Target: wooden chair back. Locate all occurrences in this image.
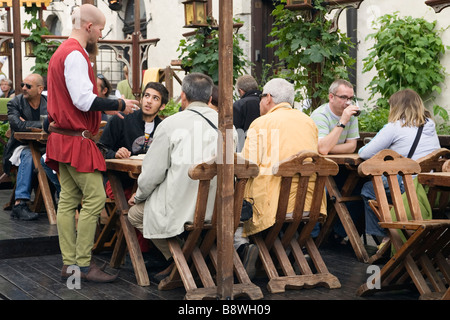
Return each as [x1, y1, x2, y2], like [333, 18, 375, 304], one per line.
[357, 149, 450, 299]
[250, 150, 341, 293]
[417, 148, 450, 218]
[158, 153, 263, 300]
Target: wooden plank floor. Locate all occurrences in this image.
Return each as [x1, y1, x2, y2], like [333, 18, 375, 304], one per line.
[0, 186, 424, 301]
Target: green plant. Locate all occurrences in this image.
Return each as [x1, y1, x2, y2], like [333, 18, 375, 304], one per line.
[177, 18, 250, 84]
[433, 105, 450, 135]
[24, 5, 60, 76]
[363, 12, 448, 111]
[159, 99, 180, 118]
[0, 122, 9, 157]
[267, 0, 355, 112]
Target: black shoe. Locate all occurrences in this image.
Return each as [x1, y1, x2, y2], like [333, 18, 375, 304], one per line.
[11, 201, 39, 221]
[237, 243, 259, 280]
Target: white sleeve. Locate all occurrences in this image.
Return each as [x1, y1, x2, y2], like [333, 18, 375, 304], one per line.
[358, 123, 394, 160]
[64, 51, 97, 112]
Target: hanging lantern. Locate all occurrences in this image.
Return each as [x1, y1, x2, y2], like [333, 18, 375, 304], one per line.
[107, 0, 122, 11]
[0, 41, 10, 55]
[182, 0, 208, 28]
[24, 40, 36, 57]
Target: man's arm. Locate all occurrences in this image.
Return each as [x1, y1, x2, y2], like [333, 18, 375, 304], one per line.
[7, 98, 40, 132]
[318, 130, 357, 155]
[64, 51, 138, 117]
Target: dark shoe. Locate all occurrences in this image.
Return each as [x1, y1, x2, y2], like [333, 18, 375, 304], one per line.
[149, 262, 173, 284]
[11, 201, 39, 221]
[238, 243, 259, 280]
[61, 262, 107, 280]
[83, 262, 119, 283]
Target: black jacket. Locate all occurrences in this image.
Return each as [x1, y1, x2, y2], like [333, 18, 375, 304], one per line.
[3, 94, 47, 175]
[233, 89, 261, 132]
[98, 109, 163, 159]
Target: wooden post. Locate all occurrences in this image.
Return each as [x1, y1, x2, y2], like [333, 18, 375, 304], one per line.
[132, 3, 141, 99]
[12, 0, 22, 94]
[217, 0, 234, 300]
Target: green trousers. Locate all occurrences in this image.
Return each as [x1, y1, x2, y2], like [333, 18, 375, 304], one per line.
[57, 162, 106, 268]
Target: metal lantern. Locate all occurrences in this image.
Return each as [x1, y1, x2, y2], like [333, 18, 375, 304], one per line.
[107, 0, 122, 11]
[24, 40, 36, 57]
[182, 0, 208, 28]
[285, 0, 313, 10]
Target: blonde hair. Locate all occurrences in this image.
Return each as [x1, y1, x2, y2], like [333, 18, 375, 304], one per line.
[388, 89, 430, 127]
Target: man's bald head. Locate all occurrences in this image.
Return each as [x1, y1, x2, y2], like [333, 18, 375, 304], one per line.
[71, 4, 105, 30]
[70, 4, 105, 54]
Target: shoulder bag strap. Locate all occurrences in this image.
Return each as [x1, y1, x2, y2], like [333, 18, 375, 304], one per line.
[407, 125, 424, 158]
[187, 109, 218, 130]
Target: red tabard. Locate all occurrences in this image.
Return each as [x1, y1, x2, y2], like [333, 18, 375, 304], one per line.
[45, 38, 105, 173]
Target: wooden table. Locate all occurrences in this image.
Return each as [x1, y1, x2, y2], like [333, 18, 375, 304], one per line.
[14, 131, 57, 225]
[316, 153, 370, 263]
[418, 172, 450, 188]
[97, 158, 150, 286]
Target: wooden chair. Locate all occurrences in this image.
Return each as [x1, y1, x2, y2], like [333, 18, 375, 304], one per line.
[417, 148, 450, 218]
[356, 149, 450, 300]
[250, 150, 341, 294]
[158, 153, 264, 300]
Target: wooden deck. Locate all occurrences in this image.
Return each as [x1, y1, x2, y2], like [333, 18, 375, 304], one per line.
[0, 185, 425, 301]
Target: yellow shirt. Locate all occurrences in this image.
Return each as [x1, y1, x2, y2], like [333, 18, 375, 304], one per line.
[242, 103, 327, 236]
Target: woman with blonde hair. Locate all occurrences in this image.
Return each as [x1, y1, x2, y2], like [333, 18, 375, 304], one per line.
[358, 88, 440, 244]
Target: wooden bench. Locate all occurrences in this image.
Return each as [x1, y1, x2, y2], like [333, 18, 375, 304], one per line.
[158, 153, 263, 300]
[356, 149, 450, 300]
[250, 150, 341, 293]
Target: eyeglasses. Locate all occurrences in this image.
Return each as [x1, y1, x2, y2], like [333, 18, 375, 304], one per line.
[332, 93, 356, 102]
[259, 93, 274, 101]
[21, 82, 32, 90]
[97, 74, 105, 79]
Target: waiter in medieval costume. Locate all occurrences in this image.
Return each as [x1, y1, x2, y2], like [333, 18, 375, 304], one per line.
[46, 4, 138, 282]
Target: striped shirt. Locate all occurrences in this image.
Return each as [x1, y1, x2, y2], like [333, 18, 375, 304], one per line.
[310, 103, 359, 144]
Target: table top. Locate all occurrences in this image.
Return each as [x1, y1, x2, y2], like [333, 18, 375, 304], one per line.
[325, 153, 363, 166]
[105, 158, 143, 177]
[418, 172, 450, 188]
[14, 130, 48, 143]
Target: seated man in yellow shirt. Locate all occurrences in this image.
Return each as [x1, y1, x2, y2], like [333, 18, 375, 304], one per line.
[241, 78, 326, 237]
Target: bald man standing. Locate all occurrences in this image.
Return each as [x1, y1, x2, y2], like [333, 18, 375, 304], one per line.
[46, 4, 138, 283]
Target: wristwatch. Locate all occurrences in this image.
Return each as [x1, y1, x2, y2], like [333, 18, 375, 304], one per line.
[336, 121, 346, 128]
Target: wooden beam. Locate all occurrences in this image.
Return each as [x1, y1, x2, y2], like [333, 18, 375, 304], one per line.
[216, 0, 234, 300]
[12, 0, 22, 93]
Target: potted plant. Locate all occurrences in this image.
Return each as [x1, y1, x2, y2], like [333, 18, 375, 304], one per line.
[23, 4, 60, 76]
[177, 17, 250, 85]
[267, 0, 355, 111]
[361, 12, 450, 144]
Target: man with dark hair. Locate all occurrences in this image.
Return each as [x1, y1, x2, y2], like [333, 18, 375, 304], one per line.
[99, 81, 168, 161]
[3, 73, 47, 221]
[233, 74, 261, 151]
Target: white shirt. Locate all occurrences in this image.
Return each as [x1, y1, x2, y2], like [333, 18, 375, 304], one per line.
[64, 50, 97, 112]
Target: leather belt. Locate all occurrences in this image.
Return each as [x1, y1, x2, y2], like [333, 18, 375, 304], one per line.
[48, 123, 94, 140]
